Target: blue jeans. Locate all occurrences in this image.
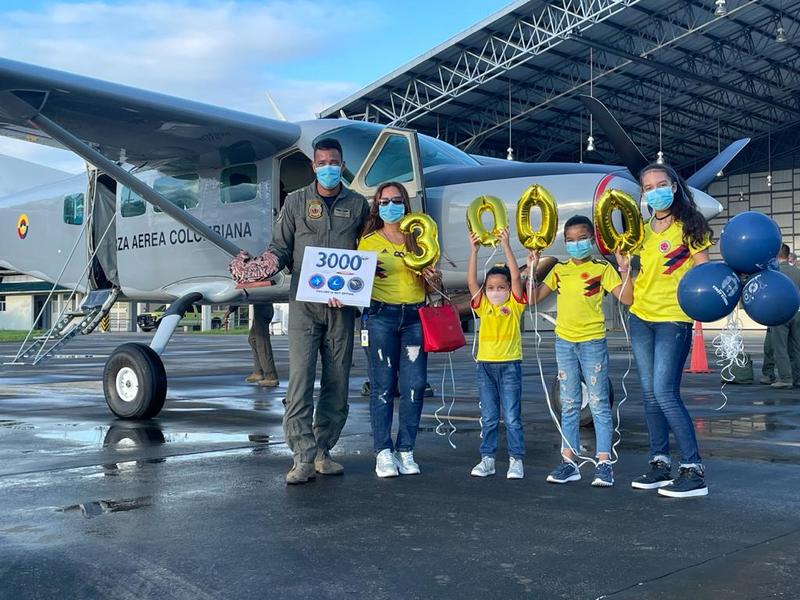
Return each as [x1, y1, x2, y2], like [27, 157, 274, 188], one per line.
[629, 314, 701, 465]
[477, 361, 524, 458]
[554, 337, 613, 456]
[366, 301, 428, 453]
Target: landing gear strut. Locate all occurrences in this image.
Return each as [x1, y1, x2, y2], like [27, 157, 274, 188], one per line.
[103, 292, 202, 419]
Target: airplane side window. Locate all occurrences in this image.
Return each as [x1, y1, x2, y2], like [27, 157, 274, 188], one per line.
[364, 135, 414, 187]
[120, 186, 146, 217]
[63, 193, 84, 225]
[220, 164, 257, 204]
[153, 174, 200, 212]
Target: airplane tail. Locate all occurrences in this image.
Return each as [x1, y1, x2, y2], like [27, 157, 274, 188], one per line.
[580, 95, 749, 189]
[0, 153, 73, 198]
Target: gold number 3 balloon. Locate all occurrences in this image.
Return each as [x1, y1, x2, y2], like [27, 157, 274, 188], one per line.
[399, 212, 440, 273]
[593, 189, 644, 254]
[466, 195, 508, 246]
[516, 184, 558, 251]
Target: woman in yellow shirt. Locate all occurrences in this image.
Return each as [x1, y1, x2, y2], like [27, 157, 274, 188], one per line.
[358, 182, 440, 478]
[626, 163, 712, 499]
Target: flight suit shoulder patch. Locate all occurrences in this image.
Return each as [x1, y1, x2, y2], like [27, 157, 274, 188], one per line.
[308, 199, 323, 219]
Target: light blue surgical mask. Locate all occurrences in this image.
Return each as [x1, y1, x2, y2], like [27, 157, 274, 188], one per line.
[378, 203, 406, 224]
[566, 238, 593, 260]
[644, 186, 674, 211]
[316, 165, 342, 190]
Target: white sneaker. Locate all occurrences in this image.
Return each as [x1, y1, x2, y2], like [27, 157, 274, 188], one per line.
[394, 451, 420, 475]
[507, 457, 524, 480]
[470, 456, 496, 477]
[375, 449, 399, 478]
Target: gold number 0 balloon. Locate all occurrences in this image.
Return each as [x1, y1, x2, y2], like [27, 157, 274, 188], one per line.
[399, 212, 440, 273]
[516, 184, 558, 251]
[593, 189, 644, 254]
[466, 195, 508, 247]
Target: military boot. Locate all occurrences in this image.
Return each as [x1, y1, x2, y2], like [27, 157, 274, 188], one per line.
[286, 460, 316, 485]
[314, 450, 344, 475]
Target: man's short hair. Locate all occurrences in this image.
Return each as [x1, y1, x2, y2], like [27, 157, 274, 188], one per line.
[313, 138, 343, 159]
[779, 243, 791, 259]
[564, 214, 595, 236]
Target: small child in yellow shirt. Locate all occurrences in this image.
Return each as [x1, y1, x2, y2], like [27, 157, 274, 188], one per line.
[467, 228, 527, 480]
[528, 215, 632, 487]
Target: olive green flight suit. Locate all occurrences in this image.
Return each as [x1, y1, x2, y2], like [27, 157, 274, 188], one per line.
[270, 182, 369, 463]
[249, 303, 278, 381]
[771, 263, 800, 385]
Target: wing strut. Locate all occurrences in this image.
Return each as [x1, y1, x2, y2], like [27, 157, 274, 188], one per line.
[0, 91, 242, 257]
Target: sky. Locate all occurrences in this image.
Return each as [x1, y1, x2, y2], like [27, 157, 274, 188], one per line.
[0, 0, 512, 172]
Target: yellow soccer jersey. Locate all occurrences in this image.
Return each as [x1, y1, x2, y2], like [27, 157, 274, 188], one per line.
[631, 220, 712, 323]
[542, 259, 621, 343]
[472, 293, 527, 362]
[358, 232, 425, 304]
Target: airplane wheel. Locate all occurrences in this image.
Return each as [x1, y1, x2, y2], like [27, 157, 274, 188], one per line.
[103, 343, 167, 419]
[548, 376, 615, 428]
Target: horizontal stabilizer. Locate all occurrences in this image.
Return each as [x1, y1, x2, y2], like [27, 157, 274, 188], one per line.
[686, 138, 750, 190]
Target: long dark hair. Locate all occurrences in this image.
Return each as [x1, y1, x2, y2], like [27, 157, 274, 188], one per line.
[639, 162, 713, 248]
[361, 181, 421, 254]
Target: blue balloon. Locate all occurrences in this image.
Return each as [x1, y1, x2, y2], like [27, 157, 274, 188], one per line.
[742, 270, 800, 326]
[719, 211, 781, 274]
[678, 262, 742, 322]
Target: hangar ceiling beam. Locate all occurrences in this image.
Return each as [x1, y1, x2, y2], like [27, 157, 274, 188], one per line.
[326, 0, 644, 127]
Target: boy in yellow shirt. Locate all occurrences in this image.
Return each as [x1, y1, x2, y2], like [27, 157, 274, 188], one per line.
[529, 215, 632, 487]
[467, 228, 527, 480]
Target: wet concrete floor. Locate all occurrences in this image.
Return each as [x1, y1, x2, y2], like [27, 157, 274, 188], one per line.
[0, 331, 798, 599]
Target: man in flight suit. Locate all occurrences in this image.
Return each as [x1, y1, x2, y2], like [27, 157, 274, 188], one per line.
[267, 138, 369, 484]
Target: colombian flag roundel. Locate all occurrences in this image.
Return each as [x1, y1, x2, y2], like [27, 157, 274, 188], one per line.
[17, 213, 29, 239]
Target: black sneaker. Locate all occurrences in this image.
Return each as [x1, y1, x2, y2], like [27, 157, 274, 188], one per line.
[631, 459, 673, 490]
[658, 466, 708, 498]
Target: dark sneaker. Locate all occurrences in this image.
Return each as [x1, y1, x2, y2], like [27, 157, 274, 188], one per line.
[631, 459, 673, 490]
[658, 466, 708, 498]
[546, 461, 581, 484]
[591, 461, 614, 487]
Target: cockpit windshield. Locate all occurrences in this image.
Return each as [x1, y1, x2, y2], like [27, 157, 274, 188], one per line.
[316, 122, 477, 182]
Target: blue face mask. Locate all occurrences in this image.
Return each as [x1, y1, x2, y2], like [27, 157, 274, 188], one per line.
[378, 203, 406, 224]
[566, 238, 593, 260]
[316, 165, 342, 190]
[644, 186, 674, 211]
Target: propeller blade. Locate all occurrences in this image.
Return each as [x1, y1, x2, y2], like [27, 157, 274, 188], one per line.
[580, 95, 649, 177]
[686, 138, 750, 190]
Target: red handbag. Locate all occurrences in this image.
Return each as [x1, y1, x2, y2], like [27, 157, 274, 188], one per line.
[418, 303, 466, 353]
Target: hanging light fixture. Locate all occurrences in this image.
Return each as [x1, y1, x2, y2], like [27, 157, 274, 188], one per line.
[716, 118, 724, 177]
[506, 79, 514, 160]
[656, 93, 665, 164]
[714, 0, 727, 17]
[767, 129, 772, 187]
[776, 18, 787, 43]
[586, 48, 595, 153]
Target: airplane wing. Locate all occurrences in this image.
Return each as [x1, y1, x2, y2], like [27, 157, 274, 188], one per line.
[0, 57, 300, 172]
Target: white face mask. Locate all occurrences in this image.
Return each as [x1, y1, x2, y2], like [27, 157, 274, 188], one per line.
[486, 290, 510, 306]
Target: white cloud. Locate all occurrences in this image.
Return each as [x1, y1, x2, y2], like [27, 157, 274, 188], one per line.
[0, 0, 376, 169]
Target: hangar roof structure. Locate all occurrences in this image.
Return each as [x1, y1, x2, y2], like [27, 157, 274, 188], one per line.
[321, 0, 800, 176]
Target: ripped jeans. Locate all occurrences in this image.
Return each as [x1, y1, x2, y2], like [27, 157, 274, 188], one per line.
[366, 301, 428, 453]
[554, 337, 613, 456]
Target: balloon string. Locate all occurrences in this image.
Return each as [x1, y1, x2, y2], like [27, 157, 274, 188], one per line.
[711, 310, 745, 411]
[610, 267, 632, 465]
[526, 272, 597, 469]
[434, 352, 458, 449]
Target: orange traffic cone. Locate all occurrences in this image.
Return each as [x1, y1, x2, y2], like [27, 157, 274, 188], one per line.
[685, 321, 712, 373]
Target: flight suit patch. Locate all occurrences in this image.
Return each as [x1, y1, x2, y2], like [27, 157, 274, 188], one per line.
[333, 207, 351, 218]
[308, 200, 323, 219]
